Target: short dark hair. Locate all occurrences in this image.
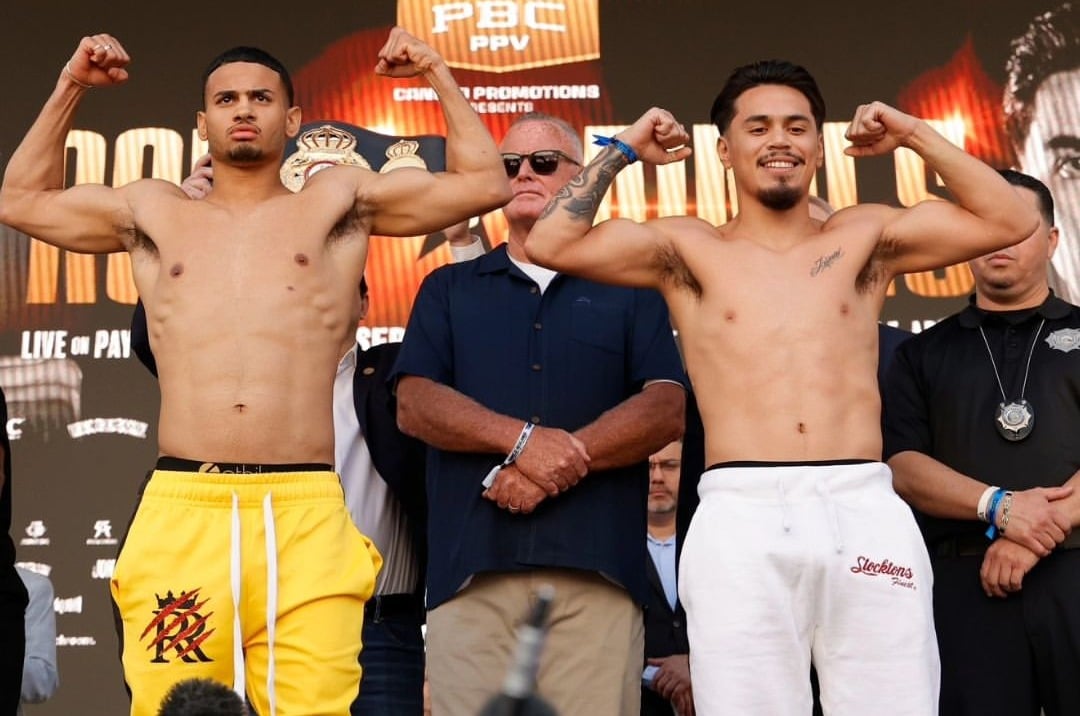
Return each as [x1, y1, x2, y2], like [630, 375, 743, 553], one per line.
[157, 678, 246, 716]
[999, 168, 1055, 226]
[1004, 3, 1080, 148]
[710, 60, 826, 135]
[202, 46, 294, 106]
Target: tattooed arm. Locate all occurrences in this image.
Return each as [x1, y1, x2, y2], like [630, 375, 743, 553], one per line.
[524, 108, 692, 288]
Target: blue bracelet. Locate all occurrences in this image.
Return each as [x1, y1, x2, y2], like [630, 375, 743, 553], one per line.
[984, 488, 1005, 540]
[593, 135, 638, 164]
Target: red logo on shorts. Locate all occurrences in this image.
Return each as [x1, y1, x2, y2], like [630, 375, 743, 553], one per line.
[850, 556, 917, 590]
[141, 588, 215, 663]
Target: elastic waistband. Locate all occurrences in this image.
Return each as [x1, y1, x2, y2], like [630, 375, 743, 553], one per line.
[145, 468, 342, 505]
[699, 460, 891, 500]
[705, 459, 875, 471]
[157, 456, 332, 474]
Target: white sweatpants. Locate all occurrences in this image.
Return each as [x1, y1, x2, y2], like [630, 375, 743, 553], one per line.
[679, 461, 939, 716]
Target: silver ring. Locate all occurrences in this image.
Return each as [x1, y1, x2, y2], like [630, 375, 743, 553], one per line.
[103, 44, 113, 50]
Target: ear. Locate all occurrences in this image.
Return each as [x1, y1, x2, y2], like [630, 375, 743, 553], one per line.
[358, 293, 370, 322]
[1046, 225, 1060, 260]
[196, 111, 208, 141]
[815, 131, 824, 168]
[716, 135, 731, 169]
[285, 106, 302, 139]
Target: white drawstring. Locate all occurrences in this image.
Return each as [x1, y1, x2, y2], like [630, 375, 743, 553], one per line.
[815, 480, 845, 553]
[778, 477, 793, 533]
[230, 492, 245, 701]
[263, 492, 278, 716]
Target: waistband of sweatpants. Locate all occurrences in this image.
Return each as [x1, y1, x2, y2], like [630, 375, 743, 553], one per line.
[699, 459, 889, 500]
[146, 461, 342, 505]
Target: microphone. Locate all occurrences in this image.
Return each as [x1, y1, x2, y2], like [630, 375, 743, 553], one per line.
[477, 584, 559, 716]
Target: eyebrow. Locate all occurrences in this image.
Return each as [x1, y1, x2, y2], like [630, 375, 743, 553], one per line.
[1046, 135, 1080, 151]
[743, 113, 812, 125]
[212, 88, 276, 101]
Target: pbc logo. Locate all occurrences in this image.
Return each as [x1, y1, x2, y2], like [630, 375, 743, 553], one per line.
[400, 0, 599, 72]
[141, 589, 215, 664]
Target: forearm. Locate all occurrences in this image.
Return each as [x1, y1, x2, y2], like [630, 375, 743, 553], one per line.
[0, 72, 89, 230]
[889, 450, 989, 520]
[396, 375, 525, 454]
[904, 121, 1038, 241]
[574, 383, 684, 472]
[1059, 469, 1080, 528]
[527, 145, 628, 269]
[426, 62, 501, 177]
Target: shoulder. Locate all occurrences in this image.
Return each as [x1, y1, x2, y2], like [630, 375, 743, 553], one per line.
[124, 178, 188, 201]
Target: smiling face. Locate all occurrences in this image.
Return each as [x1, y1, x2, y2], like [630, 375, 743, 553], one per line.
[196, 61, 300, 166]
[718, 84, 823, 212]
[969, 186, 1058, 307]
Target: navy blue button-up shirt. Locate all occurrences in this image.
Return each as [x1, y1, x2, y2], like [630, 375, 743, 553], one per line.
[392, 245, 686, 608]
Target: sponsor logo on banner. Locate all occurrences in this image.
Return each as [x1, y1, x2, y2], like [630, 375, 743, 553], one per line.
[20, 520, 50, 546]
[56, 635, 97, 647]
[54, 596, 84, 614]
[68, 417, 149, 439]
[399, 0, 599, 72]
[86, 520, 119, 546]
[15, 561, 52, 577]
[91, 559, 116, 580]
[143, 589, 215, 663]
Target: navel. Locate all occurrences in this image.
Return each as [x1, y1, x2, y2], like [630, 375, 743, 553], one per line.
[839, 303, 850, 315]
[797, 422, 807, 434]
[294, 253, 309, 266]
[724, 310, 737, 323]
[233, 403, 247, 414]
[169, 263, 184, 278]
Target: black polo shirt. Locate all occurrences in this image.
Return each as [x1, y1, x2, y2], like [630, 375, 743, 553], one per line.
[883, 293, 1080, 545]
[392, 245, 686, 609]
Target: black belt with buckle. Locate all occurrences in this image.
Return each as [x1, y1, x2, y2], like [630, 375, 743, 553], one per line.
[364, 593, 423, 620]
[933, 530, 1080, 558]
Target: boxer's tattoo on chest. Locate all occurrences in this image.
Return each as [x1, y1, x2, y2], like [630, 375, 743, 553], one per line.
[810, 247, 844, 277]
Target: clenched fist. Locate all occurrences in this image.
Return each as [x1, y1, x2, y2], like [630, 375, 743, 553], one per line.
[65, 34, 131, 88]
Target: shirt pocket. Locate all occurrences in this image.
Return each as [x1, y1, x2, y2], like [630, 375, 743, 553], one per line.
[570, 300, 626, 354]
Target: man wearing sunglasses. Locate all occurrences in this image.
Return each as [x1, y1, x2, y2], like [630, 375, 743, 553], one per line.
[526, 60, 1041, 714]
[393, 113, 686, 716]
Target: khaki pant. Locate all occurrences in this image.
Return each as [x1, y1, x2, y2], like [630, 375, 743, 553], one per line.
[427, 569, 643, 716]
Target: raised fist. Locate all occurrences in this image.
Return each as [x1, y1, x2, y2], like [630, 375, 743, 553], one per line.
[375, 27, 444, 78]
[843, 101, 920, 157]
[616, 107, 693, 166]
[66, 34, 131, 88]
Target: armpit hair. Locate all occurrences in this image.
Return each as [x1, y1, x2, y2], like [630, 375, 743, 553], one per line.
[856, 236, 900, 294]
[655, 243, 702, 298]
[329, 202, 362, 243]
[128, 225, 157, 256]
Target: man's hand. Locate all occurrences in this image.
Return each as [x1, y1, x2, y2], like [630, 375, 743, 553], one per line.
[180, 154, 214, 200]
[513, 426, 590, 495]
[616, 108, 692, 166]
[980, 538, 1041, 598]
[482, 465, 546, 514]
[649, 654, 693, 704]
[999, 486, 1073, 556]
[843, 102, 920, 157]
[375, 27, 444, 78]
[66, 34, 130, 88]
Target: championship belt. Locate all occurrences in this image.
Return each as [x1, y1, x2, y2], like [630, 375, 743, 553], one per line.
[280, 121, 447, 192]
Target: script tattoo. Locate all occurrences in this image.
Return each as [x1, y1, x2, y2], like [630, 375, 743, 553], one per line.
[810, 247, 844, 277]
[538, 147, 625, 222]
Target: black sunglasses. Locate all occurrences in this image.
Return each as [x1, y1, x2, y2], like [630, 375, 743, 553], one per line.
[501, 150, 581, 178]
